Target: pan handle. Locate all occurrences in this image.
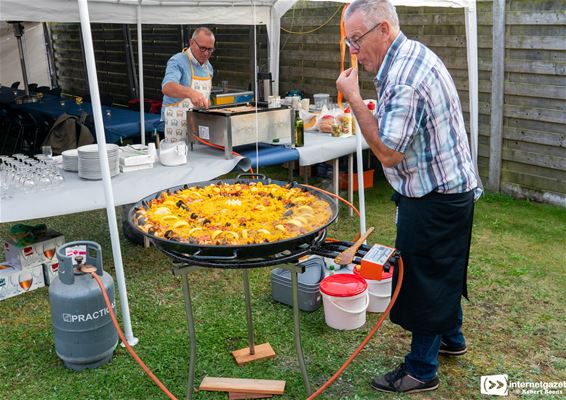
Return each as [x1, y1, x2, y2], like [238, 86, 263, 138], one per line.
[237, 173, 266, 181]
[191, 249, 238, 260]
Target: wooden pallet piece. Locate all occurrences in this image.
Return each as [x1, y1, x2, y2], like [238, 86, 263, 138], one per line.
[199, 376, 285, 395]
[231, 342, 276, 366]
[228, 391, 273, 399]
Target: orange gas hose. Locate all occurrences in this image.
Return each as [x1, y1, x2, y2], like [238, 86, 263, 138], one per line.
[302, 183, 360, 218]
[191, 133, 254, 174]
[90, 183, 398, 400]
[90, 272, 179, 400]
[306, 256, 404, 400]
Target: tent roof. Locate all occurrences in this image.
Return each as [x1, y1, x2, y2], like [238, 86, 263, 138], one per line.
[0, 0, 474, 24]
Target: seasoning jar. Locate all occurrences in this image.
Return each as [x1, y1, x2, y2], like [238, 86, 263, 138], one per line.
[331, 123, 341, 137]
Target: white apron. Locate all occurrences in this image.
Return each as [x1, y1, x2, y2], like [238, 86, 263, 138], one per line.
[164, 50, 211, 142]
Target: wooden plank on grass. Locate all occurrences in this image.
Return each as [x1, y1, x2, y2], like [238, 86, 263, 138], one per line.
[200, 377, 285, 395]
[228, 392, 273, 399]
[232, 343, 276, 366]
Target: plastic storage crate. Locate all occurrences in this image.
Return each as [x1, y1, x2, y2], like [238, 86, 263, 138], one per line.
[271, 257, 325, 312]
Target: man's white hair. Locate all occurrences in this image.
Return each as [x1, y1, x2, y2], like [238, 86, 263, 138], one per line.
[191, 27, 215, 41]
[345, 0, 400, 32]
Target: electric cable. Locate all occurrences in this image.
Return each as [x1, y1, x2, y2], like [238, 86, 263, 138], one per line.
[281, 4, 342, 35]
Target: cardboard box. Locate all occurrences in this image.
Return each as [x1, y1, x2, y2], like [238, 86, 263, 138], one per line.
[42, 259, 60, 286]
[339, 169, 374, 191]
[0, 262, 45, 301]
[3, 229, 65, 270]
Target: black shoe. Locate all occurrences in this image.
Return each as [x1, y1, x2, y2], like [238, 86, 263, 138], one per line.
[439, 341, 467, 356]
[370, 363, 439, 394]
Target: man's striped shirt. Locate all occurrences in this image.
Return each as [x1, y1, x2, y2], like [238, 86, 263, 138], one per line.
[374, 32, 478, 198]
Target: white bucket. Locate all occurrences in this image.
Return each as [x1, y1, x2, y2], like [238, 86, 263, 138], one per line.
[366, 277, 392, 313]
[321, 290, 369, 330]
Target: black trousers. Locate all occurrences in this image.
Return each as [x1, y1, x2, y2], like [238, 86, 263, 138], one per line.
[390, 190, 475, 335]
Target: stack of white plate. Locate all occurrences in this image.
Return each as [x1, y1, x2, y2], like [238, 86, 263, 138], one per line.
[77, 144, 120, 180]
[61, 149, 79, 172]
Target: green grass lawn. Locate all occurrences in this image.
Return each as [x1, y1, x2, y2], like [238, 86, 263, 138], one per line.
[1, 167, 565, 400]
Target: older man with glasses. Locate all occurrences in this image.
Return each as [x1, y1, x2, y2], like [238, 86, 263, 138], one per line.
[337, 0, 480, 395]
[160, 27, 215, 139]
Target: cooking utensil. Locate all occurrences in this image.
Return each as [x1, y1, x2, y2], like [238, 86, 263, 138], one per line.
[334, 227, 375, 265]
[128, 174, 339, 260]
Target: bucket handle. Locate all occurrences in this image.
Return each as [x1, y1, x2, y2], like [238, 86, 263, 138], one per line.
[327, 292, 369, 315]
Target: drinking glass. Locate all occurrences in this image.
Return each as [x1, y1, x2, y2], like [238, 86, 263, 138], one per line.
[42, 146, 53, 159]
[18, 270, 33, 292]
[43, 243, 56, 260]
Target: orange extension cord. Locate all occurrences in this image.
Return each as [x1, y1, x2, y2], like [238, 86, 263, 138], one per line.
[89, 185, 404, 400]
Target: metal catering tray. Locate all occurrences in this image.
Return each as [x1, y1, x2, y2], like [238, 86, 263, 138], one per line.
[188, 102, 292, 159]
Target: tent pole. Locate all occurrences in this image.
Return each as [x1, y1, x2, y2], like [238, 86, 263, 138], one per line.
[488, 0, 505, 191]
[137, 3, 146, 145]
[77, 0, 139, 346]
[270, 0, 299, 96]
[464, 0, 479, 172]
[353, 116, 367, 235]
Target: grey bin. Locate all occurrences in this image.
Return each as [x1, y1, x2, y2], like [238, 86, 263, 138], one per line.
[271, 257, 325, 312]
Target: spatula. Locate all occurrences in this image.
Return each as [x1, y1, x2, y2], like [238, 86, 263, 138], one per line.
[334, 227, 375, 266]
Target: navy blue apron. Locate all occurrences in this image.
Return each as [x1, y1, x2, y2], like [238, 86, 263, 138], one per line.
[390, 190, 474, 335]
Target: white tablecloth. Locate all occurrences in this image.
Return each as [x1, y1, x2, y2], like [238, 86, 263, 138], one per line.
[296, 132, 369, 166]
[0, 145, 250, 223]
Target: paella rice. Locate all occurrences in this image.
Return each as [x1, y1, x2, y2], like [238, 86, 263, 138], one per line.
[133, 182, 333, 245]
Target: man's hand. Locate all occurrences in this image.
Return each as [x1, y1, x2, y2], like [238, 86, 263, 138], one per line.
[336, 67, 363, 104]
[162, 82, 210, 109]
[191, 91, 210, 109]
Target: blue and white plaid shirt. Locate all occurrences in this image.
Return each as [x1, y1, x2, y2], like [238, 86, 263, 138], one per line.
[374, 32, 478, 198]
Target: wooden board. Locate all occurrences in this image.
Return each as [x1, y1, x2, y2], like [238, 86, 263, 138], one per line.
[228, 392, 273, 399]
[199, 377, 285, 395]
[232, 343, 276, 366]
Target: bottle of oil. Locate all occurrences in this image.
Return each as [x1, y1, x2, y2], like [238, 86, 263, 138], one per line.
[294, 109, 304, 147]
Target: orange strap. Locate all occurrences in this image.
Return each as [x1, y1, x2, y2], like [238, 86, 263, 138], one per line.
[337, 4, 358, 111]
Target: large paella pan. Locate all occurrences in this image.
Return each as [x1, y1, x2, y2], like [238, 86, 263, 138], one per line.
[128, 174, 339, 259]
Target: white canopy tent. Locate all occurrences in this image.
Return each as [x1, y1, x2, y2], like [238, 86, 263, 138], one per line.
[1, 0, 478, 346]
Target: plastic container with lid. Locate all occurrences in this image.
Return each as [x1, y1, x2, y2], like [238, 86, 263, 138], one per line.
[319, 274, 369, 330]
[353, 266, 394, 313]
[271, 257, 325, 312]
[313, 93, 330, 110]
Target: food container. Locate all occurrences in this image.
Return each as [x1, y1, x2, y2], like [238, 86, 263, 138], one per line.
[313, 93, 330, 110]
[353, 265, 393, 312]
[270, 257, 325, 312]
[159, 139, 188, 166]
[320, 274, 368, 330]
[331, 123, 341, 137]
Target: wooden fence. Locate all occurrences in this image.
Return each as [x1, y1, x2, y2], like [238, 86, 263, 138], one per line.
[48, 0, 565, 206]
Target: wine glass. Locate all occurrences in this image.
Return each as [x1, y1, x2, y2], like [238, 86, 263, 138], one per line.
[18, 270, 33, 292]
[43, 243, 56, 261]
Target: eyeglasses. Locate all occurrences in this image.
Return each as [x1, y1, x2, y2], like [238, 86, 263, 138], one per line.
[192, 39, 215, 54]
[345, 22, 383, 51]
